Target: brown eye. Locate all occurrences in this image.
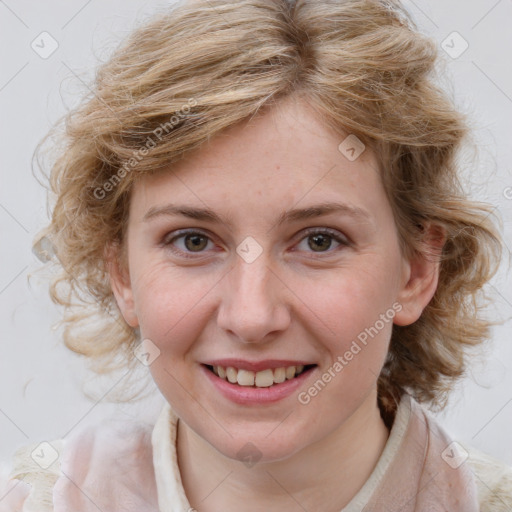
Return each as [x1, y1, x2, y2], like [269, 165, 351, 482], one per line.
[163, 230, 214, 257]
[295, 228, 350, 255]
[183, 233, 209, 252]
[308, 233, 334, 252]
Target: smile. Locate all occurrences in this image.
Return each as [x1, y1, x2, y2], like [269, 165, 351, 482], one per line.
[204, 363, 316, 387]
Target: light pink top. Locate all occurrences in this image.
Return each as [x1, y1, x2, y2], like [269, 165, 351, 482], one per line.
[1, 394, 512, 511]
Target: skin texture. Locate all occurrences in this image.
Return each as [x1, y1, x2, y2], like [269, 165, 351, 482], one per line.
[109, 95, 441, 512]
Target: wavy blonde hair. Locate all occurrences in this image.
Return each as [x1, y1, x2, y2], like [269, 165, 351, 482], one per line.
[34, 0, 502, 413]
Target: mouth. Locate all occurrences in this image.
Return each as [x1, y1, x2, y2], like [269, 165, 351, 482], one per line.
[203, 363, 317, 388]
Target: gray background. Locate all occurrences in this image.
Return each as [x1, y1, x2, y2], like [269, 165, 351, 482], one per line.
[0, 0, 511, 467]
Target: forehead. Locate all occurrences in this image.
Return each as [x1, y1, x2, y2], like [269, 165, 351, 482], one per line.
[129, 96, 388, 226]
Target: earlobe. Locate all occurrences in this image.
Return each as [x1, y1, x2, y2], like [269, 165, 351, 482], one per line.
[393, 224, 446, 327]
[106, 242, 139, 328]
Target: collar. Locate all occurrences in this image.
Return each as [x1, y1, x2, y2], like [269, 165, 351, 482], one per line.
[151, 394, 480, 511]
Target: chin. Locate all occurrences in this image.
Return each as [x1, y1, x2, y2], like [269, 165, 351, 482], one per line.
[202, 424, 314, 466]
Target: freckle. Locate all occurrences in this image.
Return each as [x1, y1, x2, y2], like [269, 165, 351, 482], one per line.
[276, 165, 280, 170]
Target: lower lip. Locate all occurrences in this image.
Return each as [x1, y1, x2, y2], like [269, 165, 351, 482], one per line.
[200, 364, 316, 405]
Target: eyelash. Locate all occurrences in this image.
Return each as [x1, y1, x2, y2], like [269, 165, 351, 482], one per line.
[161, 227, 350, 259]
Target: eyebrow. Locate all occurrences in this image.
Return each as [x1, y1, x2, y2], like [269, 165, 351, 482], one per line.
[142, 202, 372, 228]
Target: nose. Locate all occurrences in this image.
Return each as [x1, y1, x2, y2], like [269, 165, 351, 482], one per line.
[216, 252, 291, 344]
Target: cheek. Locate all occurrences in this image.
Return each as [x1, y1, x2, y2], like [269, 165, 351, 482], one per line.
[130, 264, 215, 398]
[292, 261, 398, 399]
[130, 261, 214, 348]
[295, 261, 399, 345]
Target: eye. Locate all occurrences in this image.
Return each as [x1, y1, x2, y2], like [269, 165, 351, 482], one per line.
[162, 230, 215, 258]
[161, 227, 350, 259]
[295, 228, 350, 255]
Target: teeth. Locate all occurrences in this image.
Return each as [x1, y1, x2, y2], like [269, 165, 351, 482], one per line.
[273, 367, 286, 383]
[211, 364, 310, 388]
[226, 366, 238, 384]
[237, 369, 255, 386]
[255, 369, 274, 387]
[285, 366, 296, 380]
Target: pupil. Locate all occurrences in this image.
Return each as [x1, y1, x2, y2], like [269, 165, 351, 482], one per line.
[185, 234, 207, 251]
[309, 234, 331, 252]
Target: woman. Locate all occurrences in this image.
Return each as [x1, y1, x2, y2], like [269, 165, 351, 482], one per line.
[2, 0, 511, 510]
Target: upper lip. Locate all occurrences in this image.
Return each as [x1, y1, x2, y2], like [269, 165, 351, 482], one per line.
[202, 359, 315, 372]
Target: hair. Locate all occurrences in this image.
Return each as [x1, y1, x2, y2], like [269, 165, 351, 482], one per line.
[33, 0, 502, 414]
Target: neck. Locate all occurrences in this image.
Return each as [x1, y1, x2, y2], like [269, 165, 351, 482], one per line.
[176, 389, 390, 512]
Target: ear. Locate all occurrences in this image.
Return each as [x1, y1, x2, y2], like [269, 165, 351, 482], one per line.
[105, 242, 139, 328]
[393, 223, 446, 327]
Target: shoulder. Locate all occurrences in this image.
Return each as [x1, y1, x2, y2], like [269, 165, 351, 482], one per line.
[463, 444, 512, 512]
[403, 396, 512, 511]
[0, 417, 158, 511]
[0, 438, 63, 512]
[0, 462, 29, 512]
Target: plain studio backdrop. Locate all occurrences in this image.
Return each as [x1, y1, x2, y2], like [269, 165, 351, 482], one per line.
[0, 0, 511, 468]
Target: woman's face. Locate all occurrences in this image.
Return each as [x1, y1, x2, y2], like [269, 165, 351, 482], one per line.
[111, 96, 429, 463]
